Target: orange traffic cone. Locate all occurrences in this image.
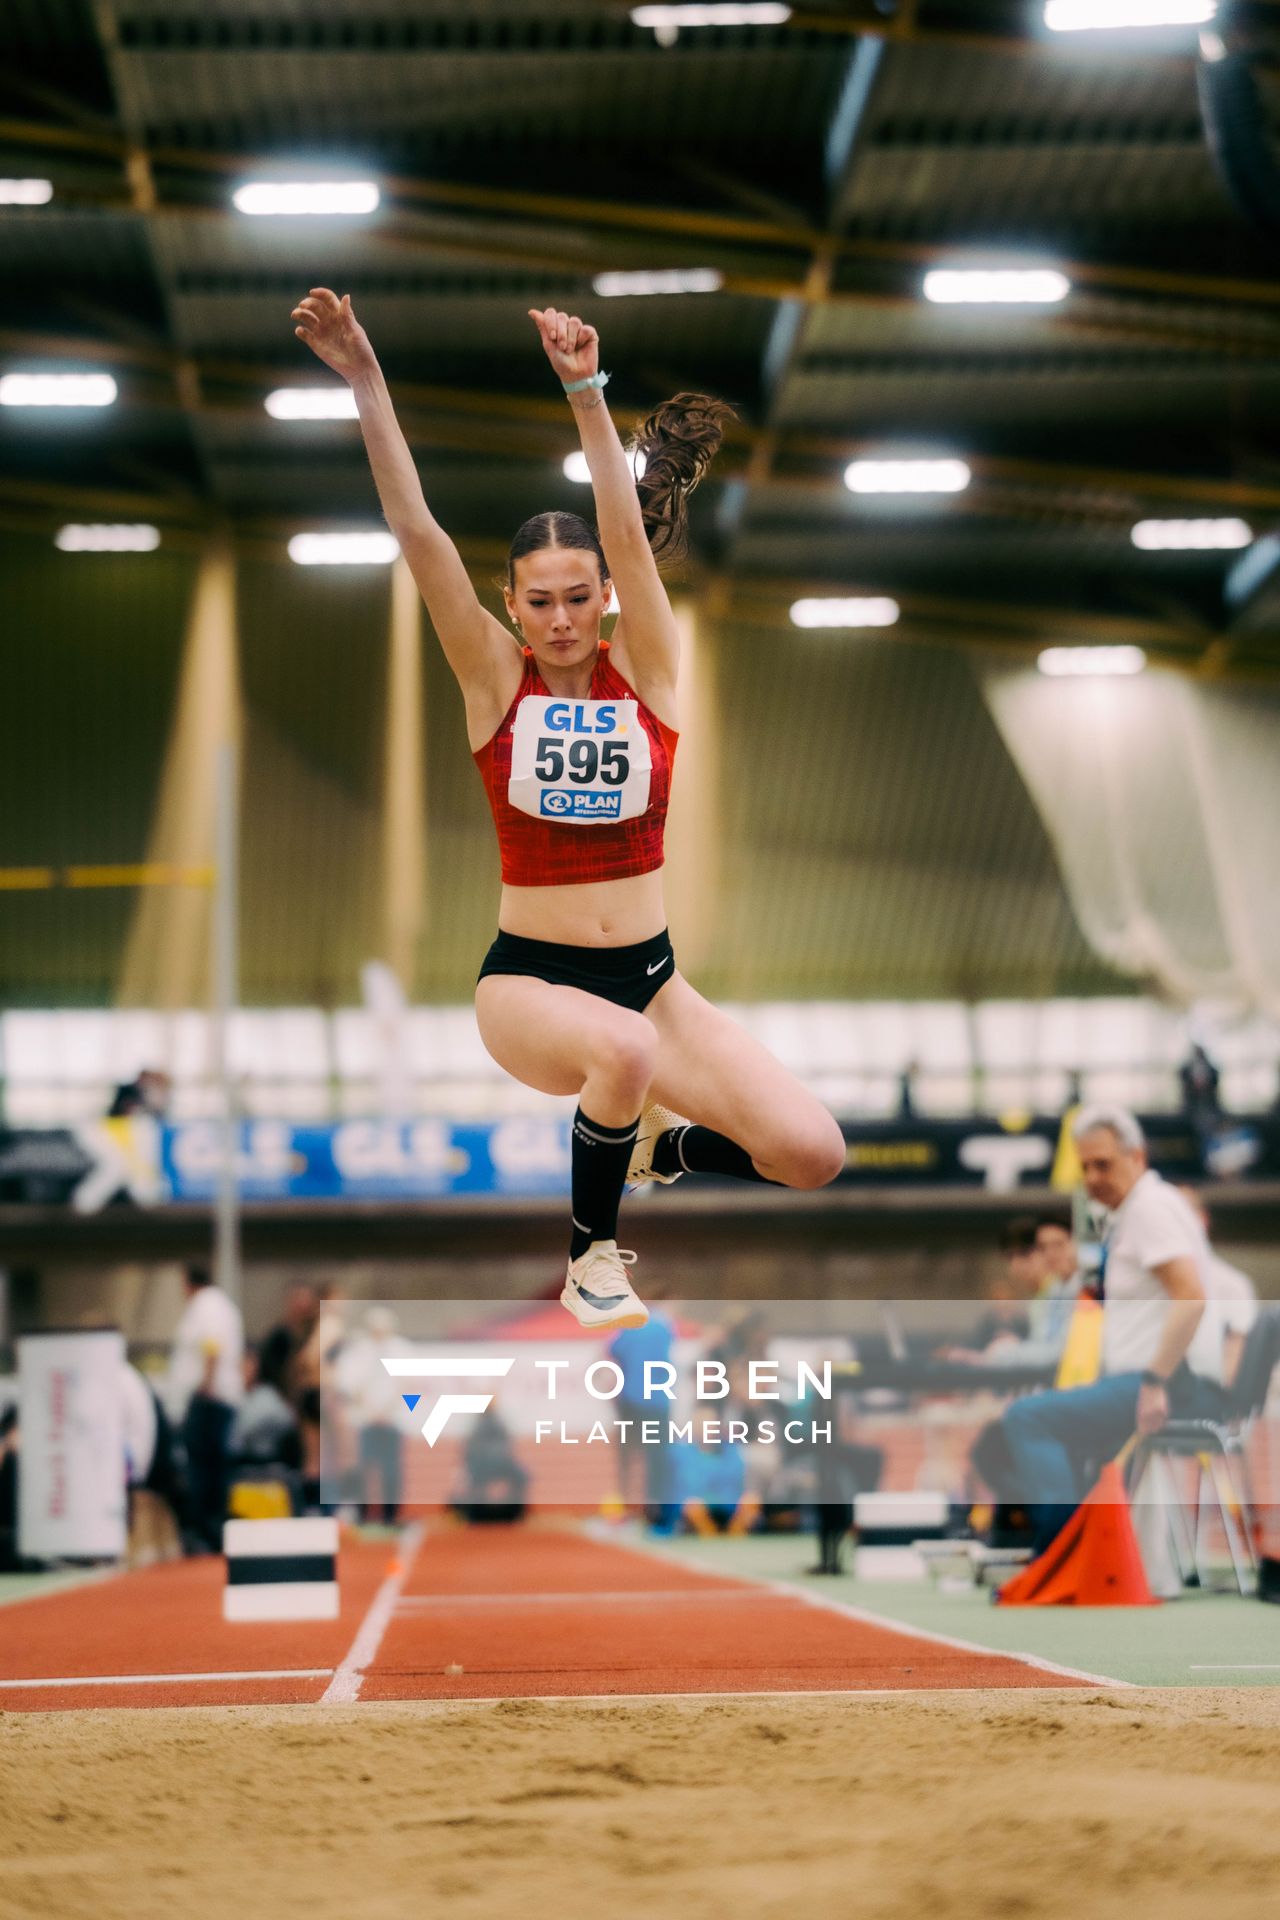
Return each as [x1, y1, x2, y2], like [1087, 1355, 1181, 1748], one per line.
[998, 1461, 1157, 1607]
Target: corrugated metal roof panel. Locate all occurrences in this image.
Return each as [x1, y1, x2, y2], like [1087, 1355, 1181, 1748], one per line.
[113, 45, 842, 169]
[844, 141, 1238, 247]
[776, 360, 1280, 435]
[868, 38, 1203, 141]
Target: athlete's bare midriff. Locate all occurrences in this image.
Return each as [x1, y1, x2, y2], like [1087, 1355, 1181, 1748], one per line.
[497, 865, 668, 946]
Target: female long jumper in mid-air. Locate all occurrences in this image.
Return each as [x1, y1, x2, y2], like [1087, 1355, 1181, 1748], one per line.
[292, 290, 847, 1329]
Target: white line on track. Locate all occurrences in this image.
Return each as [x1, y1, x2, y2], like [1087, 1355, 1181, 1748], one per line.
[603, 1526, 1133, 1690]
[324, 1685, 1114, 1712]
[394, 1587, 777, 1609]
[0, 1668, 333, 1691]
[767, 1581, 1133, 1689]
[1188, 1664, 1280, 1672]
[319, 1520, 425, 1706]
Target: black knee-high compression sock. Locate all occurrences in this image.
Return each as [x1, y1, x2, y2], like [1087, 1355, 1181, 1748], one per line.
[570, 1108, 640, 1261]
[650, 1125, 774, 1184]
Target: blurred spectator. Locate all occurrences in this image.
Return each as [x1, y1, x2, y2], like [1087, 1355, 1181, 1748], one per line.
[258, 1284, 319, 1409]
[939, 1221, 1035, 1364]
[294, 1283, 347, 1509]
[166, 1265, 244, 1552]
[896, 1060, 918, 1120]
[1179, 1042, 1222, 1159]
[608, 1293, 677, 1524]
[1177, 1187, 1258, 1391]
[336, 1307, 409, 1524]
[0, 1404, 19, 1571]
[122, 1360, 183, 1567]
[1032, 1212, 1087, 1347]
[809, 1397, 884, 1576]
[107, 1067, 172, 1119]
[231, 1343, 302, 1472]
[453, 1401, 529, 1523]
[1000, 1215, 1047, 1300]
[120, 1356, 158, 1490]
[670, 1413, 752, 1536]
[952, 1217, 1089, 1370]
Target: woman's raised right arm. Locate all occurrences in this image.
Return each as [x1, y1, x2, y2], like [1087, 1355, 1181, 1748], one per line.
[291, 288, 514, 694]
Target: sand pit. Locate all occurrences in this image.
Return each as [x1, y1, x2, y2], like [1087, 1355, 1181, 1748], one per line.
[2, 1689, 1280, 1919]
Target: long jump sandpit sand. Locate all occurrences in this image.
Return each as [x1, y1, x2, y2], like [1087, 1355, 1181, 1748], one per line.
[2, 1688, 1279, 1920]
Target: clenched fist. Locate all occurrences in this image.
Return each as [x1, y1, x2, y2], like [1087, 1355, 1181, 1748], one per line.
[291, 287, 377, 382]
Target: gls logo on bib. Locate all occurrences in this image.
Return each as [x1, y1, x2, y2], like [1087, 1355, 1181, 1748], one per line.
[509, 696, 652, 826]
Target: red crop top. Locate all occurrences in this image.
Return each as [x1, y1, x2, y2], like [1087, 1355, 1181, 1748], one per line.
[473, 641, 679, 888]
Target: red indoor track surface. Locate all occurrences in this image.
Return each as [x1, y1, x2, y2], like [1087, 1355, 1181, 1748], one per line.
[0, 1532, 391, 1711]
[0, 1522, 1089, 1712]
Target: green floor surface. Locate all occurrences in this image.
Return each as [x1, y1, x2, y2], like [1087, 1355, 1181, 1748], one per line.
[0, 1566, 118, 1609]
[642, 1531, 1280, 1689]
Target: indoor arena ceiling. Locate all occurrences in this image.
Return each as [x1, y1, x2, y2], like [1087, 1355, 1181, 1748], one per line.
[4, 0, 1280, 678]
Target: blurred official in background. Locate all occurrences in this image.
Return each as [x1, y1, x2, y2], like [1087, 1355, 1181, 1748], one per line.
[166, 1266, 244, 1552]
[1001, 1107, 1225, 1554]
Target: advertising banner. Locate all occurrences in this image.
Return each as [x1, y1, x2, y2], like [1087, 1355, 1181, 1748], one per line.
[17, 1329, 127, 1560]
[2, 1111, 1277, 1209]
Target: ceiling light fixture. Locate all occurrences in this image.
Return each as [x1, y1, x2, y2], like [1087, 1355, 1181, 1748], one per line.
[631, 3, 792, 43]
[55, 524, 160, 553]
[1131, 518, 1252, 550]
[1045, 1, 1216, 32]
[1037, 646, 1147, 676]
[844, 459, 972, 495]
[287, 532, 399, 566]
[265, 387, 359, 420]
[0, 372, 118, 407]
[0, 179, 53, 205]
[563, 450, 648, 483]
[233, 181, 380, 216]
[923, 269, 1071, 305]
[592, 268, 724, 297]
[790, 597, 901, 630]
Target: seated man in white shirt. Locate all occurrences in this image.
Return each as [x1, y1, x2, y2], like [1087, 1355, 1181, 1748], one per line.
[1001, 1105, 1226, 1556]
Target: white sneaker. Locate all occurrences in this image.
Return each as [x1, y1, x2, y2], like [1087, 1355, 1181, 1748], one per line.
[626, 1103, 687, 1188]
[561, 1240, 649, 1331]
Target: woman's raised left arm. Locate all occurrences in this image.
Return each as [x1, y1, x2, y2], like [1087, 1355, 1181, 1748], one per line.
[529, 306, 680, 692]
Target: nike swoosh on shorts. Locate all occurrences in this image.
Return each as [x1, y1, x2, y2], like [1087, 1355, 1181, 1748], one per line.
[646, 956, 670, 976]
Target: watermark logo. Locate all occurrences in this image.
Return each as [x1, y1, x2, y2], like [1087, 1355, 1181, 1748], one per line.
[381, 1356, 515, 1446]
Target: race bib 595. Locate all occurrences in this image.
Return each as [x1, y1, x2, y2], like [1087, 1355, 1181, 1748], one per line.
[508, 696, 652, 826]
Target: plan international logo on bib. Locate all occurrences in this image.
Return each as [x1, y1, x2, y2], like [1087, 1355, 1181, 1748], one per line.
[540, 789, 623, 820]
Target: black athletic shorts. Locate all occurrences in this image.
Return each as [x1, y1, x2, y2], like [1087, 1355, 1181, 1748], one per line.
[477, 927, 676, 1013]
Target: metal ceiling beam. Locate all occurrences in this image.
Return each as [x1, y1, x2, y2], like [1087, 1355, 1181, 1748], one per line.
[5, 326, 1280, 515]
[720, 33, 886, 555]
[8, 113, 1280, 316]
[697, 575, 1264, 681]
[716, 571, 1214, 646]
[1210, 528, 1280, 673]
[85, 0, 216, 498]
[826, 37, 887, 232]
[0, 470, 1214, 642]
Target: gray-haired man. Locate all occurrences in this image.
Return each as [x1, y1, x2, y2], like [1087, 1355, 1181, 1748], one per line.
[1000, 1105, 1225, 1555]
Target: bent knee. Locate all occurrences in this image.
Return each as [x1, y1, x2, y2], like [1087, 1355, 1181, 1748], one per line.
[585, 1013, 659, 1093]
[771, 1115, 847, 1190]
